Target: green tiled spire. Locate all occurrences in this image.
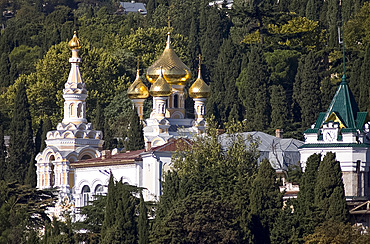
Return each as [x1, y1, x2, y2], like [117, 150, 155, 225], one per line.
[322, 75, 359, 128]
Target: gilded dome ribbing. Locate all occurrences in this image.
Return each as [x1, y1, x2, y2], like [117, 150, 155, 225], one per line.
[127, 69, 149, 99]
[146, 32, 191, 85]
[189, 62, 210, 99]
[68, 31, 81, 50]
[149, 68, 172, 97]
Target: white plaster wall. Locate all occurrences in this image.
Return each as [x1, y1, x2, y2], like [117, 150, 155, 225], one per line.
[72, 163, 141, 208]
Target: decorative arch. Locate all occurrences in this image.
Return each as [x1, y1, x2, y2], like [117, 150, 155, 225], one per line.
[88, 132, 96, 139]
[62, 131, 74, 139]
[77, 148, 98, 160]
[171, 111, 184, 119]
[75, 131, 84, 138]
[151, 137, 166, 147]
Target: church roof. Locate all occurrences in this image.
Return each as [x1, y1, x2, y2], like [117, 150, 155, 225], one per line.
[150, 138, 192, 152]
[314, 76, 363, 130]
[70, 149, 145, 168]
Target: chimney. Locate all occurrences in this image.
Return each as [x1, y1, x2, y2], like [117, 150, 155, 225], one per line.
[146, 141, 152, 151]
[275, 129, 283, 138]
[101, 150, 111, 160]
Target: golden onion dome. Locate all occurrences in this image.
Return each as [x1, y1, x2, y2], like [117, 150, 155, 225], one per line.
[127, 69, 149, 99]
[149, 67, 172, 97]
[146, 32, 191, 85]
[189, 57, 210, 99]
[68, 31, 81, 50]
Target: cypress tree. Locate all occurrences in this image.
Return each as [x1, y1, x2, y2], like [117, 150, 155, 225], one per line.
[40, 116, 52, 152]
[314, 152, 348, 223]
[0, 125, 5, 180]
[206, 38, 242, 125]
[103, 119, 116, 150]
[94, 101, 104, 131]
[270, 85, 288, 130]
[100, 173, 116, 243]
[200, 4, 230, 78]
[327, 0, 339, 48]
[138, 191, 149, 244]
[306, 0, 320, 21]
[6, 81, 34, 184]
[188, 16, 200, 74]
[296, 52, 321, 128]
[0, 53, 10, 87]
[120, 183, 137, 244]
[297, 153, 321, 236]
[250, 159, 282, 243]
[126, 108, 144, 151]
[348, 57, 362, 103]
[359, 44, 370, 113]
[25, 155, 37, 187]
[236, 45, 270, 131]
[35, 119, 43, 154]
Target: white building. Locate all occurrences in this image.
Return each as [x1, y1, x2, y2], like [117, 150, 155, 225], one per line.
[299, 75, 370, 226]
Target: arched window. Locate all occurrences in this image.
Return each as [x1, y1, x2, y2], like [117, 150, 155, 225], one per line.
[95, 184, 104, 196]
[82, 185, 91, 206]
[174, 94, 179, 108]
[77, 103, 82, 118]
[49, 156, 55, 187]
[81, 155, 92, 160]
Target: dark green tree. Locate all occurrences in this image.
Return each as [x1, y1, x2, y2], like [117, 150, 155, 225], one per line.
[138, 191, 149, 244]
[270, 85, 288, 130]
[314, 152, 348, 223]
[359, 44, 370, 113]
[306, 0, 321, 21]
[125, 108, 144, 151]
[294, 52, 321, 128]
[206, 38, 243, 126]
[25, 155, 37, 187]
[250, 159, 282, 244]
[40, 117, 52, 152]
[6, 80, 34, 184]
[326, 0, 339, 48]
[297, 153, 321, 237]
[93, 101, 105, 131]
[35, 119, 43, 154]
[236, 45, 270, 131]
[103, 119, 116, 150]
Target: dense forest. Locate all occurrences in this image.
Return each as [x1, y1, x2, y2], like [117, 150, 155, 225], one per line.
[1, 0, 370, 243]
[0, 0, 370, 141]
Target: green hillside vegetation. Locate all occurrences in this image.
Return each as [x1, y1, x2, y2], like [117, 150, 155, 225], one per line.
[0, 0, 370, 242]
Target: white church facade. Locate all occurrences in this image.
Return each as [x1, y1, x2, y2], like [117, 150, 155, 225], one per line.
[35, 31, 211, 216]
[35, 32, 370, 225]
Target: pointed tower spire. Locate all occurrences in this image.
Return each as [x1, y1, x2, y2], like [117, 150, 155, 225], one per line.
[62, 31, 88, 124]
[127, 60, 149, 120]
[189, 54, 210, 125]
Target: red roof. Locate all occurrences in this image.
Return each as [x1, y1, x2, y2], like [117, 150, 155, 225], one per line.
[150, 138, 192, 152]
[70, 149, 145, 168]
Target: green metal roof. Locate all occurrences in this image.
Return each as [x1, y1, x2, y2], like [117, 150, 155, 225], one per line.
[319, 76, 359, 129]
[299, 143, 370, 149]
[356, 112, 368, 130]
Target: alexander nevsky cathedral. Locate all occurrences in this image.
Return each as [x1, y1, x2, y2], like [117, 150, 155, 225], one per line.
[35, 32, 370, 226]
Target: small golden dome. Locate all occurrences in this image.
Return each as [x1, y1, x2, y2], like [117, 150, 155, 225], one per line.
[149, 68, 172, 97]
[127, 69, 149, 99]
[189, 57, 210, 99]
[68, 31, 81, 50]
[146, 32, 191, 85]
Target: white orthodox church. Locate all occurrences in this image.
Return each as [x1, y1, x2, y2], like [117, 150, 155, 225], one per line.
[35, 32, 370, 225]
[35, 31, 211, 216]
